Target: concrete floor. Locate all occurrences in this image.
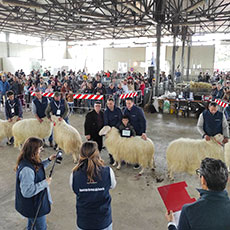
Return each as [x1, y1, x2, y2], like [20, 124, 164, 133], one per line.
[0, 110, 218, 230]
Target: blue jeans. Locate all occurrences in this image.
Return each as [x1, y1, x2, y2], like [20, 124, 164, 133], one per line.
[27, 215, 47, 230]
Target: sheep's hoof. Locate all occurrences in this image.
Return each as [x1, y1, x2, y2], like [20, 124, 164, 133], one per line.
[73, 160, 77, 164]
[116, 166, 121, 170]
[151, 168, 155, 172]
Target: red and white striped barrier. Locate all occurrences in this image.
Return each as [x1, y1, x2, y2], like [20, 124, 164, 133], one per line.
[30, 91, 103, 100]
[120, 92, 138, 99]
[73, 94, 103, 100]
[215, 99, 229, 108]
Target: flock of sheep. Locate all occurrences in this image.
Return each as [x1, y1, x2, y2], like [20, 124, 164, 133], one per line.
[1, 115, 230, 179]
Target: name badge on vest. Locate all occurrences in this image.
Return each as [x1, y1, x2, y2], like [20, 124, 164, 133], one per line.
[122, 130, 131, 137]
[56, 109, 61, 115]
[11, 108, 15, 114]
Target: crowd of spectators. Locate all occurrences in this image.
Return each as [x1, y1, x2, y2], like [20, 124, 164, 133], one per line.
[0, 69, 152, 110]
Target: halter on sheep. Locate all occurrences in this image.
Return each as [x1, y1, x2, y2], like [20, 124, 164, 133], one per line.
[99, 126, 155, 175]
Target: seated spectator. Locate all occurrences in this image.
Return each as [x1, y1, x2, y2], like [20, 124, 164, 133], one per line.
[210, 83, 218, 100]
[94, 83, 106, 95]
[216, 82, 224, 99]
[45, 84, 54, 93]
[61, 82, 70, 96]
[165, 157, 230, 230]
[222, 87, 230, 101]
[122, 79, 129, 94]
[106, 83, 117, 96]
[118, 115, 136, 138]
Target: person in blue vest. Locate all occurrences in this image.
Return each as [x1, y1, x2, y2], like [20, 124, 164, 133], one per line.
[104, 98, 122, 164]
[5, 90, 23, 122]
[124, 97, 147, 169]
[165, 157, 230, 230]
[70, 141, 116, 230]
[197, 101, 229, 144]
[15, 137, 56, 230]
[45, 91, 69, 148]
[45, 91, 69, 123]
[32, 89, 53, 147]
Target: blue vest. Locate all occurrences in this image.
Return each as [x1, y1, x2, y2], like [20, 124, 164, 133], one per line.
[50, 99, 65, 117]
[5, 98, 20, 118]
[15, 160, 51, 218]
[72, 166, 112, 230]
[33, 97, 48, 118]
[203, 110, 223, 136]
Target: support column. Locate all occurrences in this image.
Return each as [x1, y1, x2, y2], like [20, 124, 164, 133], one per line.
[171, 33, 176, 83]
[65, 41, 69, 59]
[5, 32, 10, 58]
[41, 38, 44, 59]
[181, 39, 185, 80]
[155, 23, 161, 96]
[186, 37, 191, 81]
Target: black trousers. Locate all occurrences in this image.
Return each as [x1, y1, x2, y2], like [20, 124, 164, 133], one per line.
[91, 135, 103, 151]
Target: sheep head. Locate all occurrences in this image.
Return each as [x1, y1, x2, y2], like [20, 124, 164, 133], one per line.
[99, 126, 111, 136]
[213, 134, 224, 144]
[51, 115, 63, 126]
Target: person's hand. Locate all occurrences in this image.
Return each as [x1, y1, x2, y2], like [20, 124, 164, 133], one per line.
[8, 118, 12, 122]
[86, 135, 91, 140]
[205, 135, 211, 141]
[49, 154, 57, 161]
[16, 117, 21, 121]
[165, 210, 174, 222]
[223, 137, 228, 144]
[58, 117, 63, 121]
[38, 118, 43, 123]
[141, 133, 147, 140]
[49, 118, 52, 122]
[46, 177, 52, 185]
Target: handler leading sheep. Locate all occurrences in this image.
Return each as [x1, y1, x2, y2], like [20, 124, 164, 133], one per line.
[197, 101, 229, 144]
[32, 89, 52, 147]
[124, 97, 147, 170]
[4, 90, 23, 145]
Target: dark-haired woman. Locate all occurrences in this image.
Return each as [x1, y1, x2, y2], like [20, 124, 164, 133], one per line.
[15, 137, 56, 230]
[70, 141, 116, 230]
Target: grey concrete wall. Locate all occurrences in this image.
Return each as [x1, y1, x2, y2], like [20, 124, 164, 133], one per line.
[103, 47, 146, 73]
[165, 45, 215, 79]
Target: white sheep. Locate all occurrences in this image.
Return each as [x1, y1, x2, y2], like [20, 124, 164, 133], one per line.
[0, 117, 18, 145]
[99, 126, 155, 175]
[224, 142, 230, 171]
[12, 117, 53, 148]
[52, 115, 82, 163]
[166, 134, 227, 180]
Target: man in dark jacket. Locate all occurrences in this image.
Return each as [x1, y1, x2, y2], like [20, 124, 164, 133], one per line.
[84, 101, 104, 151]
[197, 101, 229, 144]
[104, 98, 122, 164]
[124, 97, 147, 140]
[124, 97, 147, 169]
[165, 157, 230, 230]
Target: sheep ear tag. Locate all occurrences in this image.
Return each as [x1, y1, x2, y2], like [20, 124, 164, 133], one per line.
[53, 122, 56, 126]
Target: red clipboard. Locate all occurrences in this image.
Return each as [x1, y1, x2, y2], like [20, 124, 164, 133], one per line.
[157, 181, 196, 212]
